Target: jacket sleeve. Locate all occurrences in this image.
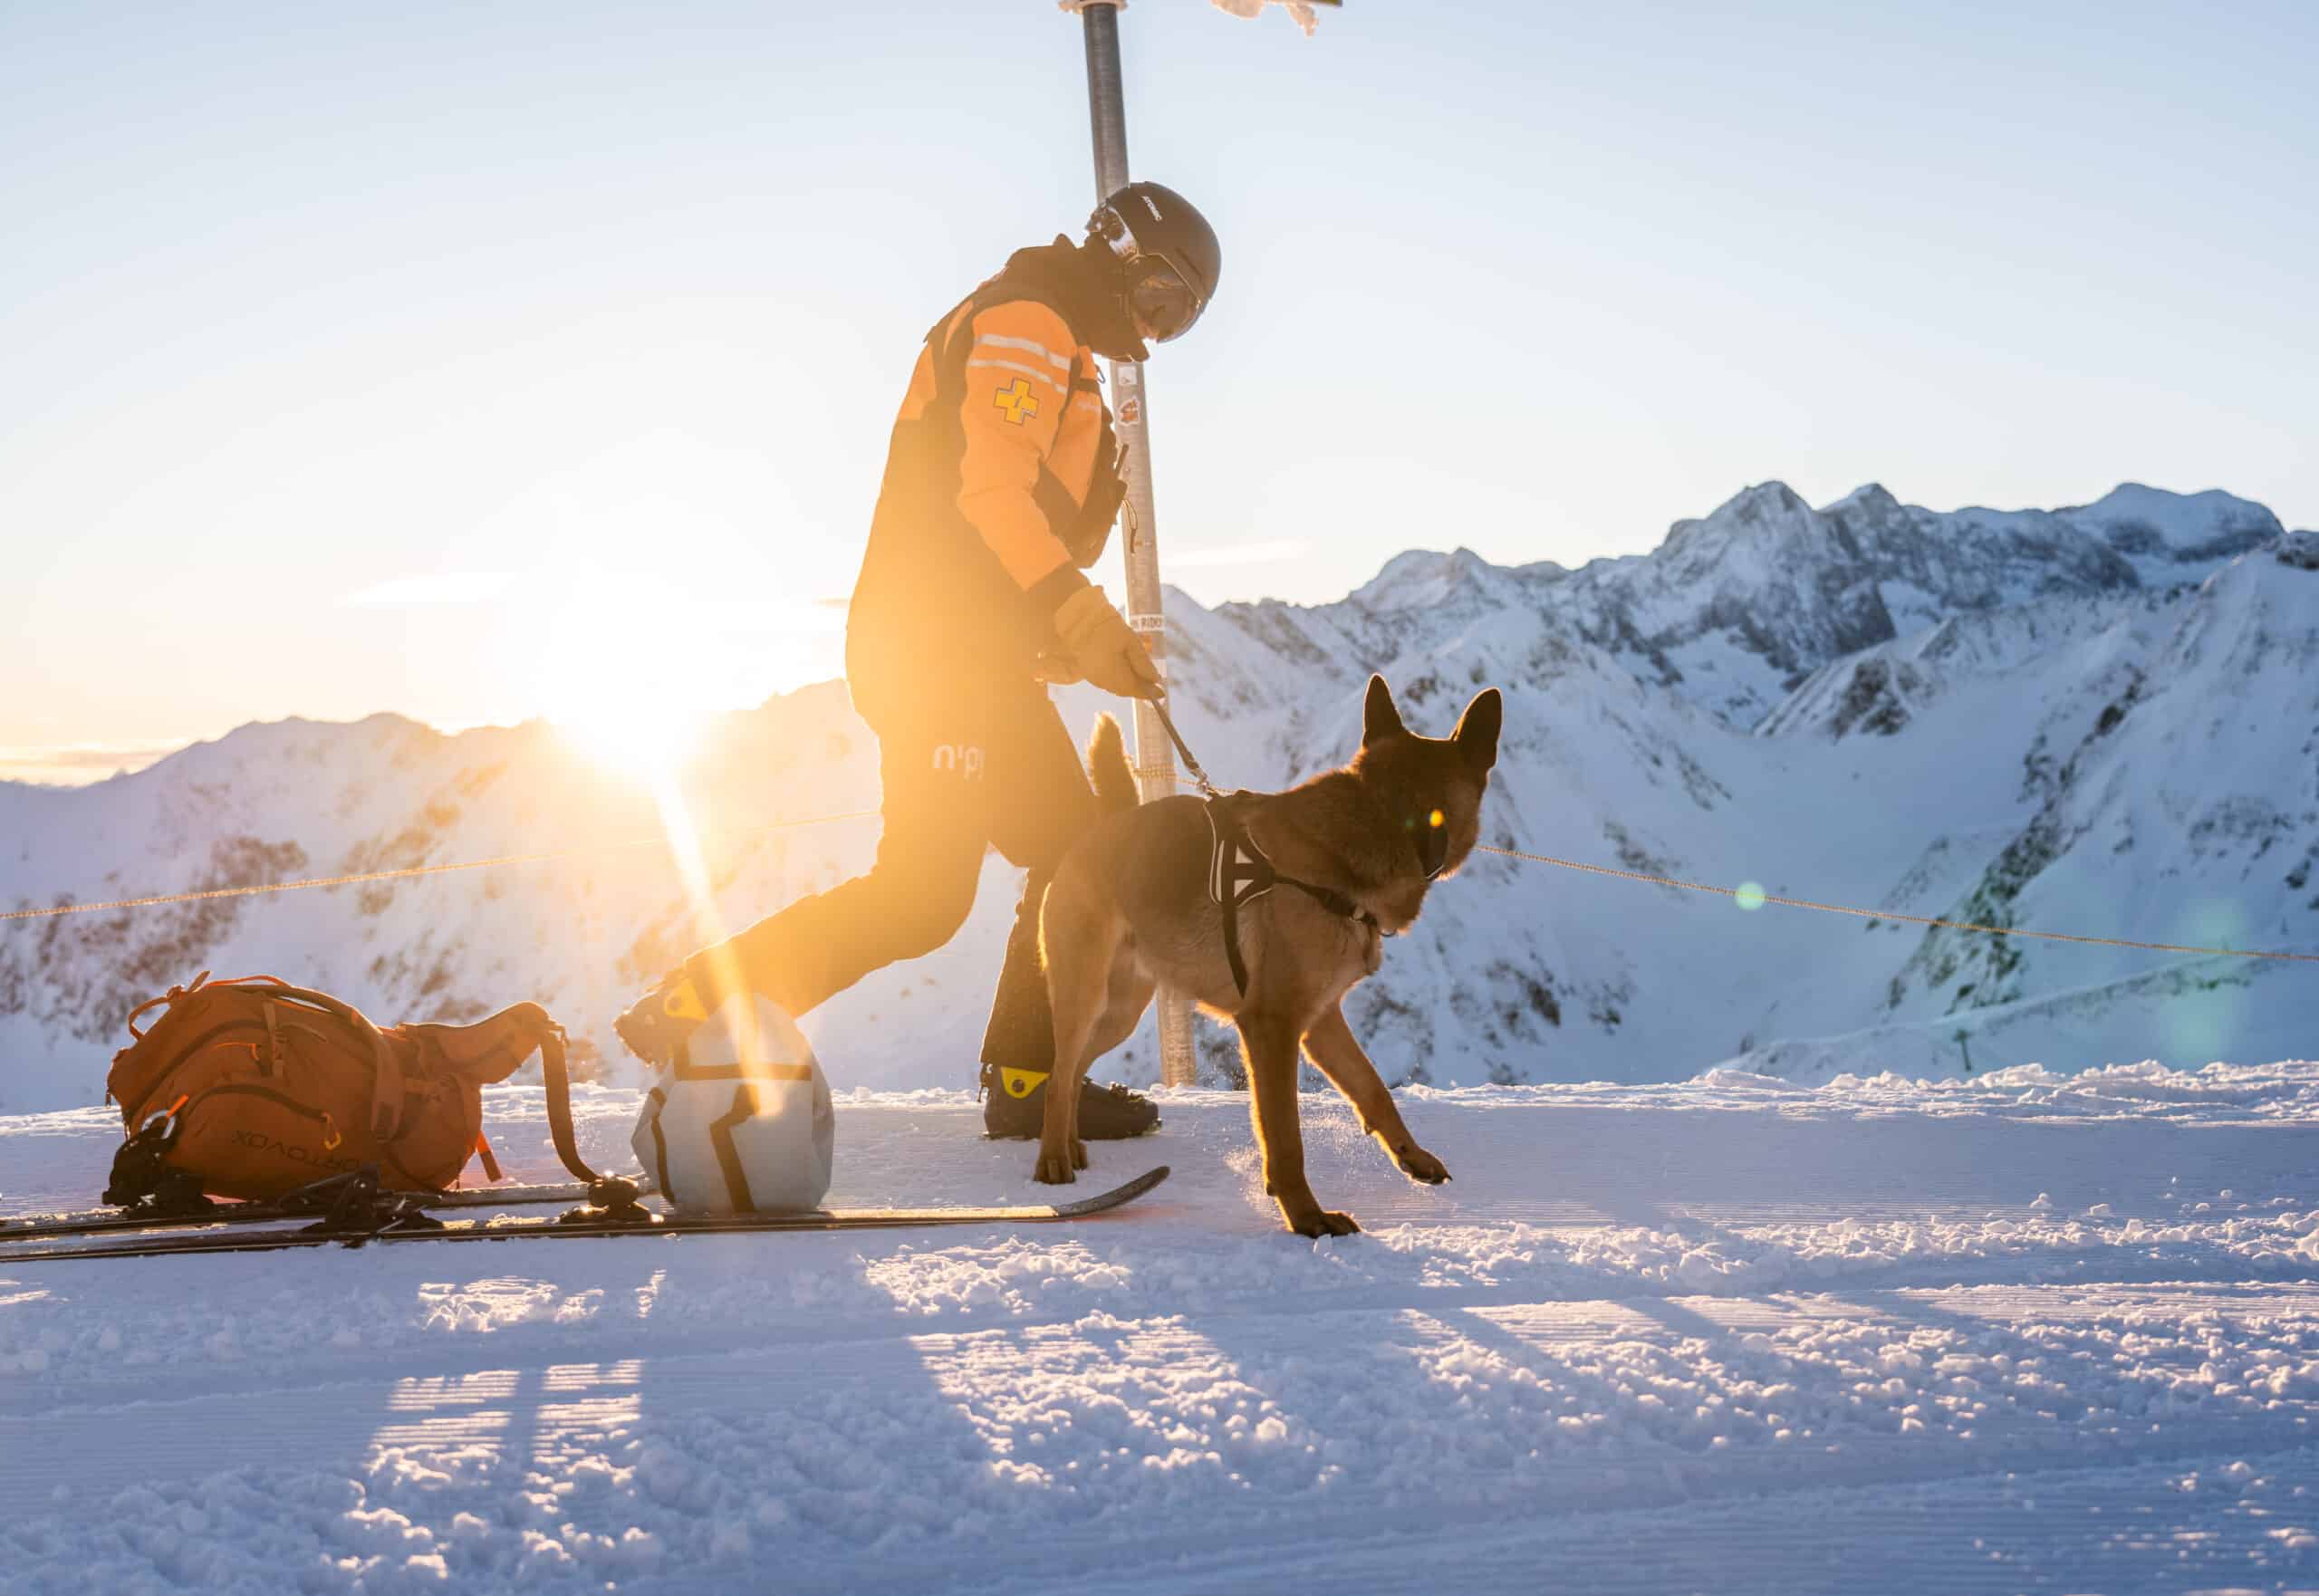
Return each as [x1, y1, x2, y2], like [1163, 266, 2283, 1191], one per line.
[954, 298, 1088, 611]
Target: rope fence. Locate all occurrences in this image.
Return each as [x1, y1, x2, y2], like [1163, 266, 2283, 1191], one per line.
[0, 812, 880, 925]
[4, 804, 2309, 966]
[1471, 844, 2319, 965]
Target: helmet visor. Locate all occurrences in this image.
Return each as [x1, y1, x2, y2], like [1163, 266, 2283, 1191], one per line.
[1127, 259, 1204, 343]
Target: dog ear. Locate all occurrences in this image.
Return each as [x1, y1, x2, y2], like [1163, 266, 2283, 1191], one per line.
[1452, 688, 1502, 772]
[1362, 675, 1406, 745]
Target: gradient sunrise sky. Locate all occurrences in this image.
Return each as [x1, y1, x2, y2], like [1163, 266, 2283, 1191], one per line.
[5, 0, 2312, 782]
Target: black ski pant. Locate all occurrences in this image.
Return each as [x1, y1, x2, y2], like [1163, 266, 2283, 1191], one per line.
[681, 681, 1101, 1078]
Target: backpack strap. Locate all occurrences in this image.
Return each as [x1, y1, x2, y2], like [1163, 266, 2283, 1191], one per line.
[927, 272, 1123, 570]
[124, 970, 211, 1041]
[405, 1003, 602, 1188]
[246, 979, 409, 1144]
[535, 1021, 601, 1187]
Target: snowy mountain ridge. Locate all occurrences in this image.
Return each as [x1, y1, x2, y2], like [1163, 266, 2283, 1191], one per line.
[3, 481, 2313, 1112]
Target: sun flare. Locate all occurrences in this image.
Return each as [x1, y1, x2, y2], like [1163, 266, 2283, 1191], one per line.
[548, 670, 710, 776]
[536, 571, 719, 779]
[524, 547, 842, 785]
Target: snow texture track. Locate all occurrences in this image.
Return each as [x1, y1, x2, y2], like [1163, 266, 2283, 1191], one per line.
[4, 1066, 2318, 1593]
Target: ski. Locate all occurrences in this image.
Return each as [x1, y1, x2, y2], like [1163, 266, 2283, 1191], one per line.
[0, 1175, 641, 1245]
[0, 1166, 1171, 1264]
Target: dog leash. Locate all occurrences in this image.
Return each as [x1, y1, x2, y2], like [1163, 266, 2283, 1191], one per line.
[1149, 691, 1222, 798]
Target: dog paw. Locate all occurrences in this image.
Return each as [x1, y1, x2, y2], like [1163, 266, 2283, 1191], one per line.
[1033, 1153, 1079, 1186]
[1284, 1207, 1361, 1238]
[1394, 1143, 1451, 1185]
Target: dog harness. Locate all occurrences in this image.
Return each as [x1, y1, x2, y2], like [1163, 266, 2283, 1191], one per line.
[1204, 794, 1378, 996]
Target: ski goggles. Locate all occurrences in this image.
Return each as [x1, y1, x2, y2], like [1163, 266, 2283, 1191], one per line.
[1125, 257, 1204, 343]
[1095, 206, 1208, 343]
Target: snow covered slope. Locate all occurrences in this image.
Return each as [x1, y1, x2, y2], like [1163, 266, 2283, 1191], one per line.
[3, 485, 2312, 1111]
[5, 1064, 2319, 1593]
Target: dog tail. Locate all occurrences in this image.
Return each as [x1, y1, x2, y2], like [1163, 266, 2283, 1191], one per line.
[1085, 714, 1139, 812]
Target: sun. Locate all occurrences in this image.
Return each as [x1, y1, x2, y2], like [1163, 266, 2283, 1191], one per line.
[522, 544, 842, 782]
[548, 668, 707, 775]
[535, 570, 717, 778]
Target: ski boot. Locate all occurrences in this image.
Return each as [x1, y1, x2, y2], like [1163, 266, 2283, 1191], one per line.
[980, 1062, 1160, 1140]
[613, 968, 710, 1068]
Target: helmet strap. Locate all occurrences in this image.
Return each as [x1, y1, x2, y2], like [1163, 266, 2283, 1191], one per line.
[1073, 237, 1150, 362]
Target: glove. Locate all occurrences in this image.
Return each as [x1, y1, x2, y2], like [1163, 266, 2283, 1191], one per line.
[1031, 649, 1085, 686]
[1052, 586, 1165, 701]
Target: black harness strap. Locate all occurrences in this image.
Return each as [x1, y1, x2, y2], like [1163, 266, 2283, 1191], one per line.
[1204, 795, 1377, 996]
[923, 268, 1126, 568]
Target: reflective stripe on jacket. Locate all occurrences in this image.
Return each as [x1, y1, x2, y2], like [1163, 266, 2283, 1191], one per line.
[900, 295, 1121, 585]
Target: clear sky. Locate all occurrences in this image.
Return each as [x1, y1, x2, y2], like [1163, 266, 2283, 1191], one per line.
[5, 0, 2313, 783]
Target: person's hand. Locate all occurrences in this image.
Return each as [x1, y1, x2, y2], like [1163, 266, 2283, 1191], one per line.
[1053, 587, 1164, 701]
[1031, 649, 1085, 686]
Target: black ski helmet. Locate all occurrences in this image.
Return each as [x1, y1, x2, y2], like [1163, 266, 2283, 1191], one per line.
[1087, 181, 1221, 344]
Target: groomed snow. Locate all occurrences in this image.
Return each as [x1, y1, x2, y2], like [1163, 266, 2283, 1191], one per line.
[5, 1063, 2319, 1592]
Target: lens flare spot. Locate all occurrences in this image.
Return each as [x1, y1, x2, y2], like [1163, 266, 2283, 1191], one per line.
[1733, 880, 1767, 912]
[1429, 809, 1445, 829]
[2179, 898, 2249, 951]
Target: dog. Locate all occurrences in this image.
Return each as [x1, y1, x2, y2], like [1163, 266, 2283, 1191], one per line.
[1036, 674, 1502, 1235]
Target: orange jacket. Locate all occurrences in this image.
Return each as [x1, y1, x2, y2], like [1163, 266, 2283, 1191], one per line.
[896, 293, 1119, 591]
[847, 242, 1127, 720]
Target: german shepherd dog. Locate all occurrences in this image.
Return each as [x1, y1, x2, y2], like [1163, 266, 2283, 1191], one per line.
[1037, 675, 1502, 1235]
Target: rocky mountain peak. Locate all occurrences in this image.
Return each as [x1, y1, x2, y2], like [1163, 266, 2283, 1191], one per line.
[1309, 481, 2277, 737]
[1825, 482, 1903, 522]
[1661, 480, 1816, 550]
[1729, 479, 1809, 521]
[2069, 484, 2283, 571]
[1349, 547, 1497, 612]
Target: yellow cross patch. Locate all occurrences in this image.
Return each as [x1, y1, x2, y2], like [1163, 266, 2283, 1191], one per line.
[994, 377, 1040, 426]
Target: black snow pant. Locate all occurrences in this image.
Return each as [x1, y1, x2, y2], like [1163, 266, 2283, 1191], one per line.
[680, 679, 1101, 1078]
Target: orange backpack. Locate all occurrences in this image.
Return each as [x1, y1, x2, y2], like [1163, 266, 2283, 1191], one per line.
[103, 973, 600, 1205]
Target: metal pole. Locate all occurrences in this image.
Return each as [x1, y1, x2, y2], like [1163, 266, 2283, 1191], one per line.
[1075, 0, 1198, 1090]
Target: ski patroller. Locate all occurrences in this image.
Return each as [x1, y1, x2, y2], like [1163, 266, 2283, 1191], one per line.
[0, 1165, 1171, 1264]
